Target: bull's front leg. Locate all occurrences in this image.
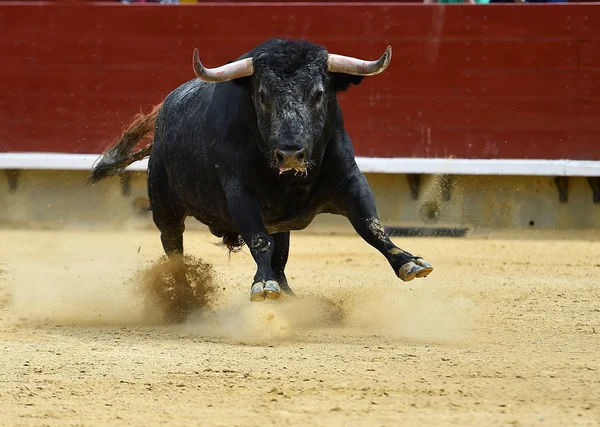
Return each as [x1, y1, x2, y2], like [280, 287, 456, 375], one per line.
[271, 232, 296, 296]
[222, 177, 281, 301]
[339, 173, 433, 282]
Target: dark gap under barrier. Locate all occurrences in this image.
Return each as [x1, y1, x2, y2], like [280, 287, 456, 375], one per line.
[386, 227, 469, 238]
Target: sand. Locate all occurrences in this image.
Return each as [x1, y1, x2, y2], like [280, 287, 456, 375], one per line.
[1, 229, 599, 426]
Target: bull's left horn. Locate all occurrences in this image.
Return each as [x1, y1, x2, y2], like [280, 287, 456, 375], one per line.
[193, 48, 254, 83]
[327, 46, 392, 76]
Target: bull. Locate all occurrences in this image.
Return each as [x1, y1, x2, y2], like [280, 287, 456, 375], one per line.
[90, 38, 433, 312]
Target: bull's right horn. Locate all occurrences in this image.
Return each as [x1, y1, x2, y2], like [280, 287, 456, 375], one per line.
[327, 46, 392, 76]
[193, 48, 254, 83]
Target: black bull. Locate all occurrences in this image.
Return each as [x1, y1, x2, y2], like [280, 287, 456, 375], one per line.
[90, 38, 433, 311]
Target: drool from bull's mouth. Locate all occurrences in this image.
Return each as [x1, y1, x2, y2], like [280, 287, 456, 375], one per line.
[89, 37, 432, 314]
[278, 167, 308, 177]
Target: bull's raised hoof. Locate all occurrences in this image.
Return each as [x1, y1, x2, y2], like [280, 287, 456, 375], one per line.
[264, 280, 281, 300]
[397, 261, 427, 282]
[414, 258, 434, 278]
[250, 282, 266, 301]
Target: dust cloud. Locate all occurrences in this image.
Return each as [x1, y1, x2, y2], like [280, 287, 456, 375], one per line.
[6, 253, 473, 345]
[5, 253, 217, 327]
[7, 260, 154, 327]
[137, 254, 217, 324]
[184, 286, 474, 345]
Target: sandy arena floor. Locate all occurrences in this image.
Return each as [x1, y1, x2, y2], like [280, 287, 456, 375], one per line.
[0, 229, 599, 426]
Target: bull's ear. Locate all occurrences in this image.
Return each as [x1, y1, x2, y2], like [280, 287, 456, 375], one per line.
[330, 73, 365, 92]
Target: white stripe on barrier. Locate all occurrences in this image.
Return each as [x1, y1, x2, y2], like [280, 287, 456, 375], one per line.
[0, 152, 598, 176]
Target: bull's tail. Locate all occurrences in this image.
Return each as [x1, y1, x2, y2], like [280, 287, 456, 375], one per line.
[88, 102, 163, 184]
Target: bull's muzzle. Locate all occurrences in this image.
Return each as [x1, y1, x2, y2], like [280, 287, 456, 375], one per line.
[274, 148, 307, 175]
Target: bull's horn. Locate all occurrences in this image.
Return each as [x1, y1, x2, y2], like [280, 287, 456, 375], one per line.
[193, 48, 254, 83]
[327, 46, 392, 76]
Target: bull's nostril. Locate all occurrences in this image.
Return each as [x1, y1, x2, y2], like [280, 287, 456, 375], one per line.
[275, 147, 306, 167]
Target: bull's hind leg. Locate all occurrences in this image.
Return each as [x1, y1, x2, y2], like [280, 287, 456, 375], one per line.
[157, 216, 188, 283]
[271, 232, 296, 296]
[148, 160, 195, 320]
[151, 206, 197, 321]
[339, 173, 433, 282]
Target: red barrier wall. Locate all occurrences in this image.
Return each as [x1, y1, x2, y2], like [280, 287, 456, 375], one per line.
[1, 2, 599, 160]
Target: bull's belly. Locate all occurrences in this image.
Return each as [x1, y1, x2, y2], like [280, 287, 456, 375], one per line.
[184, 186, 329, 235]
[192, 209, 319, 236]
[264, 212, 319, 234]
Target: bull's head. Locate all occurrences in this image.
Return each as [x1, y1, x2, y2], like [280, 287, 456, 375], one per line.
[192, 40, 391, 176]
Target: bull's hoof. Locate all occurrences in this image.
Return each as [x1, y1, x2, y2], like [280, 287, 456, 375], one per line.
[414, 258, 434, 278]
[397, 261, 425, 282]
[264, 280, 281, 300]
[250, 282, 266, 302]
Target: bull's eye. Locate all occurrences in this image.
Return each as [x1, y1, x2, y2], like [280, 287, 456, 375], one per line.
[313, 89, 324, 104]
